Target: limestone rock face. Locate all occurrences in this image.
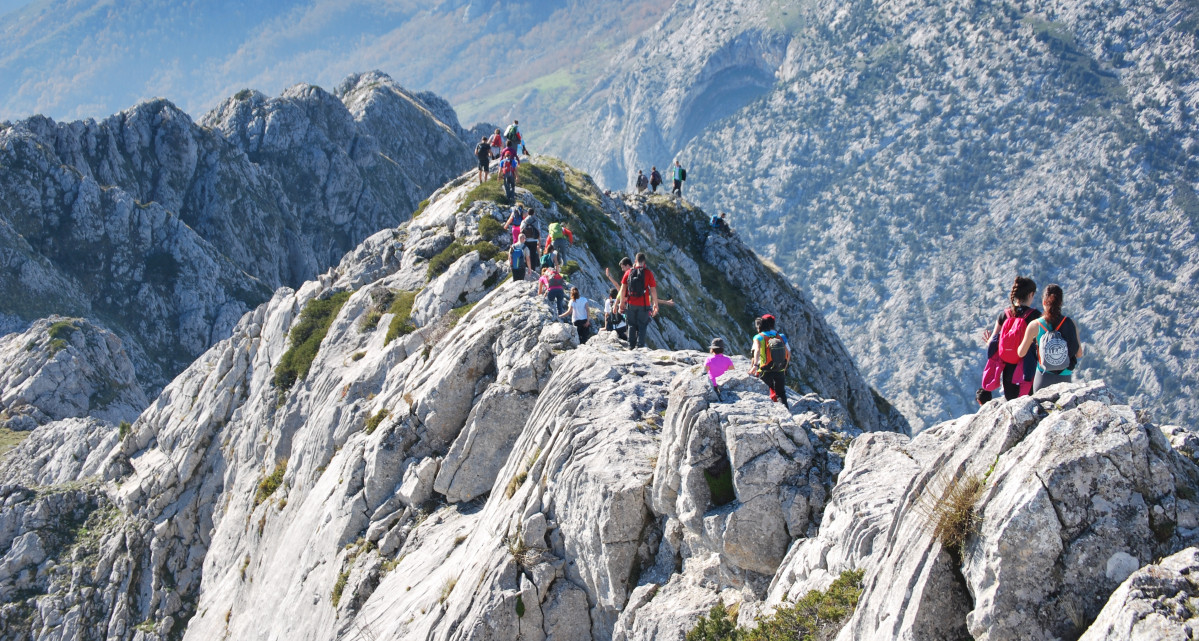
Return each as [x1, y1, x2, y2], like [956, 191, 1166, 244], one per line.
[0, 317, 146, 430]
[1079, 546, 1199, 641]
[0, 71, 473, 393]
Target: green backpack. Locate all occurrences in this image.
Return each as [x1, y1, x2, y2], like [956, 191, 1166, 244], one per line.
[549, 222, 566, 241]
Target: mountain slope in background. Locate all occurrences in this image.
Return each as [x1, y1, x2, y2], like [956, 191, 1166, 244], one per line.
[0, 71, 473, 392]
[0, 0, 666, 140]
[563, 0, 1199, 430]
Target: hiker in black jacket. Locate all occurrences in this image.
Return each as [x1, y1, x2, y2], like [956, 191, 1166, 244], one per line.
[474, 137, 491, 184]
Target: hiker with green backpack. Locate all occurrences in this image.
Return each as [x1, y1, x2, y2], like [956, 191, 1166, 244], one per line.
[671, 160, 687, 196]
[749, 314, 790, 405]
[1014, 283, 1083, 392]
[543, 222, 574, 267]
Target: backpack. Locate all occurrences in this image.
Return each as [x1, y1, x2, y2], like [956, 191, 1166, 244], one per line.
[549, 222, 566, 241]
[637, 175, 648, 188]
[547, 271, 564, 289]
[680, 168, 687, 181]
[650, 170, 661, 185]
[540, 253, 554, 270]
[520, 216, 539, 239]
[505, 124, 519, 143]
[998, 307, 1035, 365]
[475, 142, 489, 159]
[500, 158, 517, 176]
[509, 246, 524, 270]
[628, 266, 647, 298]
[759, 331, 788, 372]
[1037, 317, 1071, 372]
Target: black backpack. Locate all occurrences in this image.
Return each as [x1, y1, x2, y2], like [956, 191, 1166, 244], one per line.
[680, 168, 687, 181]
[520, 216, 539, 240]
[475, 142, 489, 159]
[628, 267, 647, 298]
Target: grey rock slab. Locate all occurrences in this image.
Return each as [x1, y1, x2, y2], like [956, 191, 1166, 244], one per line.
[1079, 546, 1199, 641]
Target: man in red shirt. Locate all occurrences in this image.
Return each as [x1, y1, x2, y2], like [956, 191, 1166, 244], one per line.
[618, 252, 658, 348]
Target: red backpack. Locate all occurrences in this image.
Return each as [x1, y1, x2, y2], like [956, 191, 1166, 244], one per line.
[998, 308, 1034, 364]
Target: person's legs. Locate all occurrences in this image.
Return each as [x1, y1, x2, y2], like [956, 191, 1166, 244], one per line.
[554, 239, 567, 265]
[1032, 370, 1072, 393]
[513, 267, 525, 282]
[1001, 362, 1020, 400]
[525, 241, 540, 267]
[630, 306, 651, 347]
[575, 319, 590, 344]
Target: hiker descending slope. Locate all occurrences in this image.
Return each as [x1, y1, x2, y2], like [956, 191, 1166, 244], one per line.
[474, 136, 491, 184]
[1016, 283, 1083, 392]
[618, 252, 658, 348]
[671, 160, 687, 196]
[649, 166, 662, 193]
[749, 314, 790, 405]
[982, 276, 1041, 401]
[559, 286, 595, 344]
[544, 221, 574, 267]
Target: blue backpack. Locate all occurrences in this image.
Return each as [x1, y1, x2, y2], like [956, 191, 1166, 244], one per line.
[510, 246, 524, 270]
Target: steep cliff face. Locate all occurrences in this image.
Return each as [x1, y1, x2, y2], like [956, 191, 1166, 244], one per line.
[0, 158, 892, 640]
[560, 0, 1199, 432]
[0, 71, 474, 392]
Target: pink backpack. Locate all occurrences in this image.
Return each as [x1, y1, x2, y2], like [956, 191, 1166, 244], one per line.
[998, 308, 1034, 365]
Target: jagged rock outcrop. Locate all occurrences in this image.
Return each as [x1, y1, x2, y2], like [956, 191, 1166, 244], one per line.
[0, 317, 146, 430]
[0, 158, 887, 641]
[1079, 546, 1199, 641]
[0, 71, 474, 393]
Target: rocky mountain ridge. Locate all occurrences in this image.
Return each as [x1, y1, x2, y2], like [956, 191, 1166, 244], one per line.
[557, 0, 1199, 432]
[0, 70, 475, 395]
[1, 158, 1196, 640]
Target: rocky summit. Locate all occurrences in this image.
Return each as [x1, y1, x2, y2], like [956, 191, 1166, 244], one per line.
[0, 70, 477, 394]
[1, 157, 1196, 640]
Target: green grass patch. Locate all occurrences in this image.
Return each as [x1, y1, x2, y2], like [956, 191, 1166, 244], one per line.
[447, 302, 479, 329]
[459, 177, 509, 211]
[385, 290, 420, 345]
[273, 292, 352, 392]
[412, 198, 431, 219]
[478, 215, 505, 239]
[118, 421, 131, 439]
[687, 569, 865, 640]
[47, 319, 79, 354]
[560, 260, 580, 277]
[0, 427, 30, 458]
[364, 409, 389, 435]
[427, 241, 502, 280]
[331, 568, 350, 607]
[255, 459, 288, 506]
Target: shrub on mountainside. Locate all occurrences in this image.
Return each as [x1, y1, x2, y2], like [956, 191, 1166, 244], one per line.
[273, 292, 352, 392]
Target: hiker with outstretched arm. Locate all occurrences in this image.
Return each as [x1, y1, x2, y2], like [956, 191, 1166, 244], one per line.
[671, 160, 686, 196]
[749, 314, 791, 406]
[559, 286, 595, 344]
[617, 252, 658, 348]
[605, 257, 633, 292]
[1015, 283, 1083, 392]
[474, 137, 491, 184]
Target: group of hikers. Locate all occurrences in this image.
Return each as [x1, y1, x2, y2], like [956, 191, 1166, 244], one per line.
[976, 276, 1083, 404]
[634, 160, 688, 197]
[474, 120, 531, 202]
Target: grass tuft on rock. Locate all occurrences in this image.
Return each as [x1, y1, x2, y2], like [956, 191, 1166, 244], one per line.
[274, 291, 352, 392]
[920, 472, 985, 557]
[255, 459, 288, 506]
[686, 569, 865, 640]
[385, 290, 420, 345]
[478, 215, 505, 239]
[427, 241, 502, 281]
[364, 409, 389, 435]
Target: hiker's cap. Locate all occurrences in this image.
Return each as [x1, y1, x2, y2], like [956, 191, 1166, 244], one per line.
[709, 337, 726, 350]
[761, 314, 776, 322]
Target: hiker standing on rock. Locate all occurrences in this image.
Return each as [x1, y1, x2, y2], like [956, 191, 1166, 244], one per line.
[488, 128, 504, 160]
[981, 276, 1041, 401]
[520, 209, 541, 267]
[649, 167, 662, 193]
[749, 314, 790, 406]
[538, 266, 568, 319]
[560, 286, 595, 344]
[474, 137, 491, 184]
[1016, 283, 1083, 392]
[618, 252, 658, 349]
[636, 170, 649, 194]
[671, 160, 686, 196]
[509, 234, 531, 281]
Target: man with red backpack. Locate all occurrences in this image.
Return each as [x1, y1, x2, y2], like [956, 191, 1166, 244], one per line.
[498, 149, 519, 203]
[617, 252, 658, 348]
[749, 314, 791, 405]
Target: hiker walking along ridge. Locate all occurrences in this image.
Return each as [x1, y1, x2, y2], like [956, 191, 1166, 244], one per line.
[617, 253, 658, 349]
[1016, 283, 1083, 392]
[520, 208, 541, 268]
[499, 146, 520, 203]
[749, 314, 790, 406]
[649, 166, 662, 193]
[560, 286, 595, 344]
[474, 137, 491, 184]
[636, 170, 649, 194]
[504, 205, 525, 246]
[488, 128, 504, 159]
[509, 233, 531, 281]
[538, 266, 568, 319]
[671, 160, 687, 196]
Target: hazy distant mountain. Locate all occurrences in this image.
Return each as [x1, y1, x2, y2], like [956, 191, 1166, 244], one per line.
[0, 0, 665, 135]
[561, 0, 1199, 431]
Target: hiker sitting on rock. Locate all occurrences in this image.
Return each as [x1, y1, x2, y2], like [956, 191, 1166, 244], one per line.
[704, 337, 734, 397]
[711, 213, 732, 236]
[544, 221, 574, 268]
[537, 266, 568, 318]
[559, 286, 595, 344]
[603, 287, 627, 341]
[749, 314, 790, 406]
